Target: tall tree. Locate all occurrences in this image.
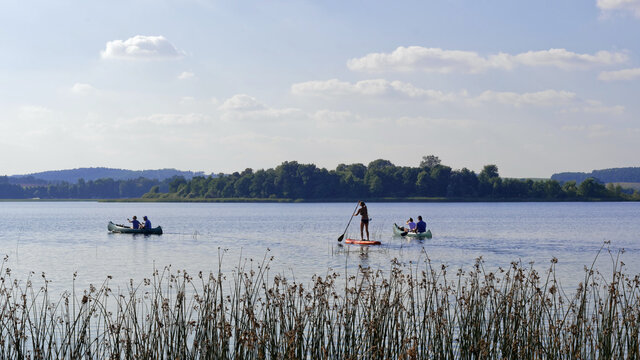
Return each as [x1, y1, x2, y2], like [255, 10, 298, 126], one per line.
[420, 155, 441, 169]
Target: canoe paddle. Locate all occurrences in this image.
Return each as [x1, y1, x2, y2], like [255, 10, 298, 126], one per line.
[337, 201, 360, 242]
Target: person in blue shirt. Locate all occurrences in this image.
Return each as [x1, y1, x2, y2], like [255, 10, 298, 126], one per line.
[416, 216, 427, 233]
[142, 216, 152, 229]
[128, 216, 140, 229]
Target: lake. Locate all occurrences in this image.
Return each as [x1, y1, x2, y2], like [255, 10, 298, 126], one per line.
[0, 201, 638, 295]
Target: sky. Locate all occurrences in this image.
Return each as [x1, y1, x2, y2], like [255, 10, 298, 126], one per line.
[1, 0, 639, 178]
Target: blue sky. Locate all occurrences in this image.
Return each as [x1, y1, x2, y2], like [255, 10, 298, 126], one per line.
[1, 0, 639, 177]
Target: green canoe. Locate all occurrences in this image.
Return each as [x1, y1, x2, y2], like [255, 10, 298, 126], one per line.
[393, 223, 432, 239]
[108, 221, 163, 235]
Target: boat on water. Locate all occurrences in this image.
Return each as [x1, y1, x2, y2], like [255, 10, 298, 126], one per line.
[393, 223, 432, 239]
[108, 221, 163, 235]
[344, 238, 381, 245]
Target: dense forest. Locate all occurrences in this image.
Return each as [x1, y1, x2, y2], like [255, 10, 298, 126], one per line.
[8, 167, 205, 184]
[142, 156, 640, 201]
[0, 176, 167, 199]
[552, 167, 640, 184]
[3, 157, 639, 201]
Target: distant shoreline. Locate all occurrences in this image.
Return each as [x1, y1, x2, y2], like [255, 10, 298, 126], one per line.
[2, 197, 636, 203]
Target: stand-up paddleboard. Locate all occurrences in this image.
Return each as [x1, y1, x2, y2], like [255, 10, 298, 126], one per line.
[344, 238, 381, 245]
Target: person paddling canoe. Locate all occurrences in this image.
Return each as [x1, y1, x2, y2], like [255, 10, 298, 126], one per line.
[354, 201, 370, 241]
[127, 216, 141, 229]
[416, 216, 427, 233]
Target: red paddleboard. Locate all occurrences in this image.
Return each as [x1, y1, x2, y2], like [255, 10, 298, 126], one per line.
[345, 238, 381, 245]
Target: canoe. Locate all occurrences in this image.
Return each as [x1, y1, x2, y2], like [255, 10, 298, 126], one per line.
[393, 223, 432, 239]
[108, 221, 163, 235]
[344, 238, 381, 245]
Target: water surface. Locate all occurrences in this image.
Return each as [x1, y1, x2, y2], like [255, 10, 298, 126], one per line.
[0, 201, 638, 294]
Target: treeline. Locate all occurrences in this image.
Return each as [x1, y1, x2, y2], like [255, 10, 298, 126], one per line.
[0, 176, 166, 199]
[9, 167, 206, 184]
[143, 156, 640, 201]
[552, 167, 640, 184]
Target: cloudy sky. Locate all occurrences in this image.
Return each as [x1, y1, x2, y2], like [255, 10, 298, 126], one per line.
[1, 0, 639, 177]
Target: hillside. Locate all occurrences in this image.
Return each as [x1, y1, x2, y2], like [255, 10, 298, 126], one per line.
[9, 167, 207, 184]
[551, 167, 640, 184]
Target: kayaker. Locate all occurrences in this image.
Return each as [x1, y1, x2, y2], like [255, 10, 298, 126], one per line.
[407, 218, 416, 232]
[142, 216, 152, 229]
[128, 216, 141, 229]
[416, 216, 427, 233]
[353, 201, 370, 241]
[397, 218, 416, 232]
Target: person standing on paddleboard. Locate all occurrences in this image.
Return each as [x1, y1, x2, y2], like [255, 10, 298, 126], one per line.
[354, 201, 370, 241]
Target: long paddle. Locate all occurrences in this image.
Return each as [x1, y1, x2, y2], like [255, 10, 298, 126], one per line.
[337, 201, 360, 242]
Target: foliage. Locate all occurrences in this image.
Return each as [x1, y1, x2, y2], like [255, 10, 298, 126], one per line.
[2, 156, 637, 200]
[552, 167, 640, 184]
[0, 176, 168, 199]
[8, 167, 205, 184]
[141, 157, 634, 201]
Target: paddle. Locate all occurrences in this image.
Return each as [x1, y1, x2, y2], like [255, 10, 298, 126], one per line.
[337, 201, 360, 242]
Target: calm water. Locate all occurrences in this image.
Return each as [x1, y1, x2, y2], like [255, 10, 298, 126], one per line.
[0, 201, 638, 295]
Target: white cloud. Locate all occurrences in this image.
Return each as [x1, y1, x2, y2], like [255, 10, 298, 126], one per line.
[597, 0, 640, 17]
[218, 94, 301, 122]
[18, 105, 54, 120]
[394, 116, 475, 130]
[598, 67, 640, 81]
[179, 96, 195, 104]
[561, 124, 611, 138]
[511, 49, 628, 70]
[178, 71, 195, 80]
[71, 83, 95, 94]
[125, 113, 209, 126]
[101, 35, 184, 60]
[218, 94, 266, 111]
[292, 79, 462, 102]
[293, 79, 578, 107]
[310, 110, 358, 128]
[473, 90, 576, 107]
[561, 100, 625, 115]
[347, 46, 628, 73]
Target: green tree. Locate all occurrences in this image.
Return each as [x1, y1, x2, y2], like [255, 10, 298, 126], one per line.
[478, 165, 500, 197]
[578, 177, 606, 198]
[420, 155, 441, 169]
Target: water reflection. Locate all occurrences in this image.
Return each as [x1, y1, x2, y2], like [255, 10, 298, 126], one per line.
[0, 201, 638, 296]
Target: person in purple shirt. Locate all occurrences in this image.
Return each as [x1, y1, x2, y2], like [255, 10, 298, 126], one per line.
[128, 216, 140, 229]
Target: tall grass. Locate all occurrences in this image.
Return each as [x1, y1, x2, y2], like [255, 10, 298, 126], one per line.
[0, 245, 638, 359]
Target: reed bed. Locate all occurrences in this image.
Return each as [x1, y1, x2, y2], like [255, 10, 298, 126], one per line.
[0, 245, 638, 359]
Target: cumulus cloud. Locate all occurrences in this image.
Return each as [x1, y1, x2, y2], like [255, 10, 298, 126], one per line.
[292, 79, 462, 102]
[71, 83, 95, 94]
[598, 67, 640, 81]
[218, 94, 266, 112]
[218, 94, 301, 121]
[473, 90, 577, 107]
[597, 0, 640, 17]
[293, 79, 577, 107]
[126, 113, 209, 126]
[346, 46, 628, 73]
[178, 71, 195, 80]
[101, 35, 184, 60]
[561, 100, 625, 115]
